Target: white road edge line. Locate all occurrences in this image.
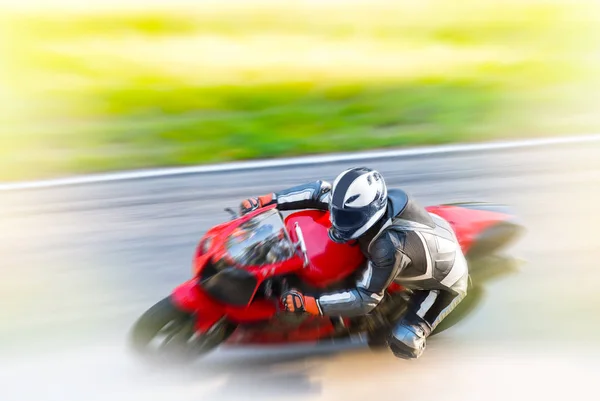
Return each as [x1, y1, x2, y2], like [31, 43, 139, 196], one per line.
[2, 133, 600, 191]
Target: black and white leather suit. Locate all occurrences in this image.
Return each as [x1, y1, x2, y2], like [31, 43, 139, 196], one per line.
[265, 180, 469, 359]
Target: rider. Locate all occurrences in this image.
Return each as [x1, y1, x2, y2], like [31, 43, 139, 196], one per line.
[239, 167, 468, 359]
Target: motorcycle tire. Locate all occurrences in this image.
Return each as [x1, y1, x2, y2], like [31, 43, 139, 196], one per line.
[128, 296, 234, 364]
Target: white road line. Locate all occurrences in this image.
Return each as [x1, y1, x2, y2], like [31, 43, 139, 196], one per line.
[2, 134, 600, 191]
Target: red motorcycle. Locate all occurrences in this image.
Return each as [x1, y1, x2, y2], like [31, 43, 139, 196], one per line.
[129, 201, 522, 361]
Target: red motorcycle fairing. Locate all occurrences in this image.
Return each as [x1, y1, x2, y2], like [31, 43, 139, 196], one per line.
[172, 206, 363, 337]
[192, 206, 306, 306]
[284, 210, 365, 288]
[425, 203, 522, 258]
[171, 279, 280, 332]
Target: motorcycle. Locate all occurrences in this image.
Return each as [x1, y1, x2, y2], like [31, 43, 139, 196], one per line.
[129, 201, 523, 362]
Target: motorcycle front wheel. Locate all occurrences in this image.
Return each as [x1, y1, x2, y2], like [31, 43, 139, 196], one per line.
[128, 296, 235, 364]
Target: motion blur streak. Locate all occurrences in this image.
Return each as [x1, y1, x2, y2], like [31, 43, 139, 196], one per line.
[1, 143, 599, 401]
[2, 0, 600, 181]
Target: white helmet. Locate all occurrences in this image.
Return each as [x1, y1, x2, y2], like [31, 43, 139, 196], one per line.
[328, 167, 388, 243]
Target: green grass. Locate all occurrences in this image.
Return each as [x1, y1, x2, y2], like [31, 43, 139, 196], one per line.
[1, 0, 599, 181]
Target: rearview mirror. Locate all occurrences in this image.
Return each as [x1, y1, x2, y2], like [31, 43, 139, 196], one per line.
[294, 223, 309, 267]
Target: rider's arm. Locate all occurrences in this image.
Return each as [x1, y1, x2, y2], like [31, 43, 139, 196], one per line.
[242, 180, 332, 213]
[315, 231, 412, 317]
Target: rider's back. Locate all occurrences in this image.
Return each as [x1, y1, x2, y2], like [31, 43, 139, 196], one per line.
[359, 188, 465, 292]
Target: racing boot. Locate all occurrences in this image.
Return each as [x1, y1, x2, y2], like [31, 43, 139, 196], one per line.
[388, 313, 431, 359]
[388, 274, 468, 359]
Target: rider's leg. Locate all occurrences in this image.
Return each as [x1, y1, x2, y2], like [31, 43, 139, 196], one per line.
[387, 271, 469, 359]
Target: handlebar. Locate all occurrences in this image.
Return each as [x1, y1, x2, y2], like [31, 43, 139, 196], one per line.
[224, 207, 239, 220]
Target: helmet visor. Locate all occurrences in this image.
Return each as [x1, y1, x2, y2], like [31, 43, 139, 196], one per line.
[330, 205, 369, 230]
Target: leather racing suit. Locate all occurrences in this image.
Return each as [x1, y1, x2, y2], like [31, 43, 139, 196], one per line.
[252, 180, 469, 359]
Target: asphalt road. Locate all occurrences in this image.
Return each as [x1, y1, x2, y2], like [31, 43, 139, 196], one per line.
[1, 142, 600, 401]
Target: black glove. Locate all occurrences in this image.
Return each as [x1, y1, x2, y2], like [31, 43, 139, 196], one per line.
[240, 197, 261, 215]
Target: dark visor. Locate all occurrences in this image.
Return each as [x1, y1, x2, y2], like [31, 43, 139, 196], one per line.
[330, 205, 369, 229]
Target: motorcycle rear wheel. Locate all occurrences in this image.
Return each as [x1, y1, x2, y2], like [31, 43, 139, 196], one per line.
[128, 296, 235, 364]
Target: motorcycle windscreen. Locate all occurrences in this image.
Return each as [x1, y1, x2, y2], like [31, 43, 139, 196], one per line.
[225, 210, 295, 266]
[201, 209, 296, 306]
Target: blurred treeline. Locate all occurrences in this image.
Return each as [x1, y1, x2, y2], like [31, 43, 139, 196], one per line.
[1, 0, 599, 180]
